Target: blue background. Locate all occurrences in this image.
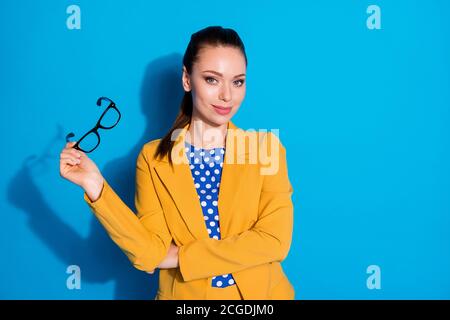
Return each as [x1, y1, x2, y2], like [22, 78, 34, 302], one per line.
[1, 0, 449, 299]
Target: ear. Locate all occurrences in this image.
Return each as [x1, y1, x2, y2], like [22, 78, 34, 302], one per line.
[182, 65, 191, 92]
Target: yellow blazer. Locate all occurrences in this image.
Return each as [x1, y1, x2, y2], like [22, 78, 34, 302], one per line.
[83, 120, 295, 300]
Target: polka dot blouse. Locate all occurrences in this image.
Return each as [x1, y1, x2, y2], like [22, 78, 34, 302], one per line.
[185, 141, 236, 288]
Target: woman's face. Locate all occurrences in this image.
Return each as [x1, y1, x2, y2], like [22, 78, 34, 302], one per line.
[182, 45, 247, 127]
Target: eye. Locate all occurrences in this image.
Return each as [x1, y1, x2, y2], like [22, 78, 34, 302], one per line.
[234, 79, 245, 87]
[205, 77, 218, 84]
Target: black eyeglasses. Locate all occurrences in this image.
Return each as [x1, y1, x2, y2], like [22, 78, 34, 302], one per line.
[65, 97, 121, 153]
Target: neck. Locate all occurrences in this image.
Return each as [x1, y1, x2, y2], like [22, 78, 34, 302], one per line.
[186, 116, 228, 149]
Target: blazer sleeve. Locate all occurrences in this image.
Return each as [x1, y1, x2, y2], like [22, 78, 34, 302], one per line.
[83, 143, 172, 272]
[178, 133, 294, 282]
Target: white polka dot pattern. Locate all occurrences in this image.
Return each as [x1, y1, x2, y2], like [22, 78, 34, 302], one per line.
[185, 142, 236, 288]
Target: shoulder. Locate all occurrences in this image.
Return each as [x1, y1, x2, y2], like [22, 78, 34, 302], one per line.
[228, 125, 285, 148]
[262, 131, 284, 146]
[257, 131, 286, 156]
[138, 138, 163, 165]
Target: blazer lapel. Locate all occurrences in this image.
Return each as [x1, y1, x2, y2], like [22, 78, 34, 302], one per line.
[154, 121, 250, 240]
[217, 122, 250, 237]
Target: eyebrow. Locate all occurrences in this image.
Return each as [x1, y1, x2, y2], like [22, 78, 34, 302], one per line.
[202, 70, 246, 78]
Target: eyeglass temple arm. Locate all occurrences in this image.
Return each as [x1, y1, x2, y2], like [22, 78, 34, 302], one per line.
[65, 132, 75, 143]
[97, 96, 114, 106]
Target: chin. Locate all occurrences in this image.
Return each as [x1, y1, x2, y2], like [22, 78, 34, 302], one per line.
[209, 114, 232, 126]
[199, 109, 230, 126]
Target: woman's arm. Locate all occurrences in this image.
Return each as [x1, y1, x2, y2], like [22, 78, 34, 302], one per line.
[177, 134, 294, 281]
[83, 173, 104, 202]
[83, 143, 173, 272]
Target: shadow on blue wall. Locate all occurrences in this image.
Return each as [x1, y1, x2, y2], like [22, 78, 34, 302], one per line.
[7, 53, 184, 299]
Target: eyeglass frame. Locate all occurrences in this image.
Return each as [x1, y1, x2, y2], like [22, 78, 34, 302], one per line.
[65, 96, 121, 153]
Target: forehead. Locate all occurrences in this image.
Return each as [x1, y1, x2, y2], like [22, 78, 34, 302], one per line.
[194, 46, 246, 75]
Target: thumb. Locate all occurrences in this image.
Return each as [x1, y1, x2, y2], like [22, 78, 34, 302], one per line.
[66, 141, 77, 149]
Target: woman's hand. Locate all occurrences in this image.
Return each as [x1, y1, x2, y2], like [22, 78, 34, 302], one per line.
[158, 242, 179, 269]
[146, 242, 179, 274]
[59, 142, 104, 201]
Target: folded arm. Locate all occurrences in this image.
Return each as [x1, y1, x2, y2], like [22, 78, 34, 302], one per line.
[178, 137, 294, 282]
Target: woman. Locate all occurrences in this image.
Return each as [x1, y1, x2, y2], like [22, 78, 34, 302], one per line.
[59, 26, 295, 300]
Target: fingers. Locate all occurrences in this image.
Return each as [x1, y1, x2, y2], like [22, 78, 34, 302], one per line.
[60, 152, 81, 165]
[59, 141, 89, 171]
[60, 144, 81, 164]
[65, 141, 77, 149]
[64, 142, 87, 158]
[60, 155, 81, 166]
[61, 146, 82, 158]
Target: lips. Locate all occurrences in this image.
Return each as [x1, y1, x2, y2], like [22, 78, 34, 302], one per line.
[212, 104, 232, 115]
[212, 104, 232, 110]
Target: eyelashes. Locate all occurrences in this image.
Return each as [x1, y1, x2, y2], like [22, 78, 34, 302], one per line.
[205, 77, 217, 84]
[204, 76, 245, 87]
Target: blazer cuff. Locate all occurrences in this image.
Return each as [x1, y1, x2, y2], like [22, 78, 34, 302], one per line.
[178, 245, 192, 282]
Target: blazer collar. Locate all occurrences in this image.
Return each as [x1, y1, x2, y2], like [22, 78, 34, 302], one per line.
[154, 120, 250, 239]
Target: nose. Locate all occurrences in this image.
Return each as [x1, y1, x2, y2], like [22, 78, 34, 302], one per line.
[219, 82, 232, 102]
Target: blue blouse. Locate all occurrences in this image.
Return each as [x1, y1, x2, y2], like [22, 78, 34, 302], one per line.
[185, 141, 236, 288]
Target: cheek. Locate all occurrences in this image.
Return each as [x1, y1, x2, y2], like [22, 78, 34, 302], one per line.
[196, 82, 219, 102]
[233, 87, 246, 104]
[193, 82, 246, 108]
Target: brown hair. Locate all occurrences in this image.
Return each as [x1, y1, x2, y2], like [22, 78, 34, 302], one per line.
[154, 26, 248, 165]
